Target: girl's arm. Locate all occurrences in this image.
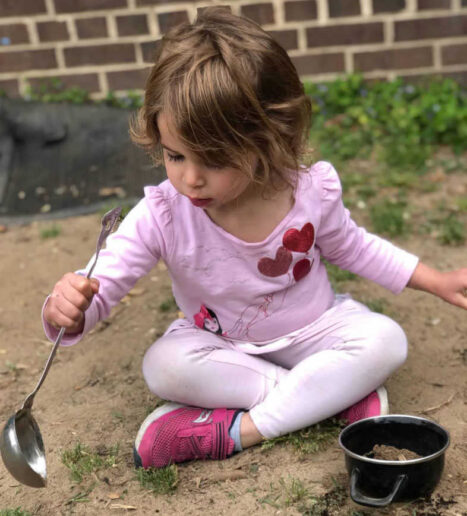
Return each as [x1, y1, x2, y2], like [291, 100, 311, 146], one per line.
[407, 262, 467, 310]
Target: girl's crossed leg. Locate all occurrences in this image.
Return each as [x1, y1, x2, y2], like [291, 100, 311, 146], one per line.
[135, 298, 408, 467]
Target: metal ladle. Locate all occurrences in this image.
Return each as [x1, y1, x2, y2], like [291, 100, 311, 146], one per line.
[0, 206, 122, 488]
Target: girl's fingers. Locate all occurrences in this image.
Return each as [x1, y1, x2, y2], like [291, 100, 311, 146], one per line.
[47, 299, 83, 331]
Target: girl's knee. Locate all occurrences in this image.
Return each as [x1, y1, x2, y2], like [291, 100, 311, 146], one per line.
[369, 313, 408, 367]
[142, 337, 182, 398]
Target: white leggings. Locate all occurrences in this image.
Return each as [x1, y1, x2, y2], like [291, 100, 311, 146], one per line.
[142, 297, 408, 438]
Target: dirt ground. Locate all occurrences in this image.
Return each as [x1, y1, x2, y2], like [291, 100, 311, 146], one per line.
[0, 169, 466, 515]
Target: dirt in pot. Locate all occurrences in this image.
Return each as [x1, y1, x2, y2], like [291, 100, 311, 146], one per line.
[365, 444, 423, 461]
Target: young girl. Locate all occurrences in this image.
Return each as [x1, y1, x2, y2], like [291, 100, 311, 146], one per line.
[43, 8, 467, 470]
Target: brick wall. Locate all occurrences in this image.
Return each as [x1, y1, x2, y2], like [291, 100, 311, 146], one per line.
[1, 0, 466, 99]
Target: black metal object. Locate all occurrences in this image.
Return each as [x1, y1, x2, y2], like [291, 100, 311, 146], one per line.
[339, 415, 450, 507]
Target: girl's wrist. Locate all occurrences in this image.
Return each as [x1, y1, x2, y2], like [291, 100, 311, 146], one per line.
[407, 262, 443, 296]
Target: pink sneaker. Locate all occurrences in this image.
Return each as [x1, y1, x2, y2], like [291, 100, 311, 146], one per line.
[133, 403, 238, 469]
[338, 386, 389, 425]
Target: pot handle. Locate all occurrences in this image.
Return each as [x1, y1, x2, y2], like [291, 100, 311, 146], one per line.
[350, 468, 407, 507]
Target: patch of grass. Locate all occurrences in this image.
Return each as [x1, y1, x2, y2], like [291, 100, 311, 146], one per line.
[136, 465, 178, 495]
[363, 298, 388, 314]
[370, 198, 409, 237]
[298, 479, 351, 515]
[40, 224, 61, 239]
[280, 477, 310, 507]
[324, 261, 358, 290]
[0, 510, 32, 516]
[456, 197, 467, 212]
[438, 214, 465, 246]
[261, 418, 344, 455]
[61, 442, 119, 483]
[158, 296, 178, 312]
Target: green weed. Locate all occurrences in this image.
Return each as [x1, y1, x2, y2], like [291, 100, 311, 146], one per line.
[438, 214, 465, 246]
[158, 297, 178, 312]
[280, 477, 310, 507]
[363, 298, 388, 314]
[40, 224, 61, 239]
[324, 261, 358, 290]
[25, 78, 90, 104]
[456, 197, 467, 212]
[261, 418, 344, 455]
[0, 510, 32, 516]
[135, 464, 178, 495]
[370, 199, 409, 237]
[61, 442, 119, 483]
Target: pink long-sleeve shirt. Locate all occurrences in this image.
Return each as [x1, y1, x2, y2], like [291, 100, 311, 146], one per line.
[43, 161, 419, 345]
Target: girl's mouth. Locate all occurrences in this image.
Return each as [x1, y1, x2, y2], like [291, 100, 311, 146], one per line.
[189, 197, 213, 207]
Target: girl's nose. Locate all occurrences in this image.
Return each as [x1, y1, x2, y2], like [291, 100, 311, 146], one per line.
[184, 164, 206, 188]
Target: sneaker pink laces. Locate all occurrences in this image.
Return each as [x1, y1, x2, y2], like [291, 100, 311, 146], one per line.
[338, 386, 389, 425]
[133, 403, 238, 469]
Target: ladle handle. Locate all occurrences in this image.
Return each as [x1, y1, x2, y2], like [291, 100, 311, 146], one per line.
[21, 206, 122, 411]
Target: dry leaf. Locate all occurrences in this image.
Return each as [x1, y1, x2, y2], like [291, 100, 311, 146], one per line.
[108, 492, 121, 499]
[128, 288, 145, 297]
[110, 504, 136, 510]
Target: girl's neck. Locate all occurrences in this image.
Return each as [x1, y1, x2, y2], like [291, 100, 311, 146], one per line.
[205, 181, 295, 243]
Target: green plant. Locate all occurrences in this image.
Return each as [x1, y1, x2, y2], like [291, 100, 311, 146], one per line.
[261, 418, 344, 454]
[0, 510, 32, 516]
[324, 261, 358, 289]
[306, 75, 467, 171]
[158, 296, 178, 312]
[61, 442, 119, 483]
[102, 90, 143, 110]
[280, 477, 310, 507]
[25, 78, 90, 104]
[370, 198, 409, 237]
[438, 214, 465, 246]
[40, 224, 61, 239]
[136, 464, 178, 494]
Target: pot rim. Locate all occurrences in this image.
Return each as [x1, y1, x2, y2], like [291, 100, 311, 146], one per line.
[338, 414, 450, 466]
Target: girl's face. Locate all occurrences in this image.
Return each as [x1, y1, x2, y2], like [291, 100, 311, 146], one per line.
[204, 317, 219, 333]
[158, 113, 256, 213]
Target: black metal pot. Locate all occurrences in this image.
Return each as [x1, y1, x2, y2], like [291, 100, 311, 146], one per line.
[338, 415, 450, 508]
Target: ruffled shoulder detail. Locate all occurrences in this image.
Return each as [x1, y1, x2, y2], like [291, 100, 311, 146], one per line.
[308, 161, 343, 202]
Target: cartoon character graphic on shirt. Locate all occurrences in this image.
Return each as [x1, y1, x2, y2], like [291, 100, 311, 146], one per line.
[194, 305, 224, 335]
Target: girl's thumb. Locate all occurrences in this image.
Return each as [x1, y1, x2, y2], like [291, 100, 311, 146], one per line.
[90, 278, 100, 293]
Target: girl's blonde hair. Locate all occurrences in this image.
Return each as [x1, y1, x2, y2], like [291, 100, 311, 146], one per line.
[130, 7, 312, 189]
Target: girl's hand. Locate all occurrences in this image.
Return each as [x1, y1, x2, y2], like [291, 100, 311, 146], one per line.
[432, 268, 467, 310]
[408, 262, 467, 310]
[44, 272, 100, 334]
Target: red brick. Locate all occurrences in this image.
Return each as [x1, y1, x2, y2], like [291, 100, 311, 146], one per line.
[0, 49, 57, 73]
[28, 73, 100, 93]
[75, 17, 108, 39]
[0, 0, 46, 17]
[137, 0, 186, 4]
[37, 21, 69, 42]
[400, 71, 467, 87]
[107, 68, 150, 90]
[0, 79, 20, 97]
[157, 11, 190, 34]
[141, 40, 161, 63]
[442, 43, 467, 65]
[373, 0, 406, 13]
[241, 3, 274, 25]
[354, 47, 433, 71]
[267, 30, 298, 51]
[417, 0, 451, 9]
[116, 15, 149, 37]
[306, 22, 383, 47]
[197, 5, 231, 14]
[64, 44, 135, 67]
[0, 24, 29, 45]
[328, 0, 360, 17]
[395, 15, 467, 41]
[54, 0, 126, 14]
[292, 52, 345, 75]
[284, 0, 317, 21]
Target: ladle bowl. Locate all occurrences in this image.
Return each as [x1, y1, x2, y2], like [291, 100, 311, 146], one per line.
[0, 206, 121, 488]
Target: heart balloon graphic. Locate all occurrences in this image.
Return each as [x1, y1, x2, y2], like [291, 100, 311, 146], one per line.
[283, 223, 315, 253]
[293, 258, 312, 282]
[258, 246, 293, 277]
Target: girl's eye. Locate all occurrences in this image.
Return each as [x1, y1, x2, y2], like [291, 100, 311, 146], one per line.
[167, 153, 184, 162]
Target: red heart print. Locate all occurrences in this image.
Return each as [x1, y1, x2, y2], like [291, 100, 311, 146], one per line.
[258, 246, 293, 277]
[293, 258, 311, 282]
[283, 223, 315, 253]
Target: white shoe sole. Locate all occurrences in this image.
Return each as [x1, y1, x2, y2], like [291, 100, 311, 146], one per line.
[377, 386, 389, 415]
